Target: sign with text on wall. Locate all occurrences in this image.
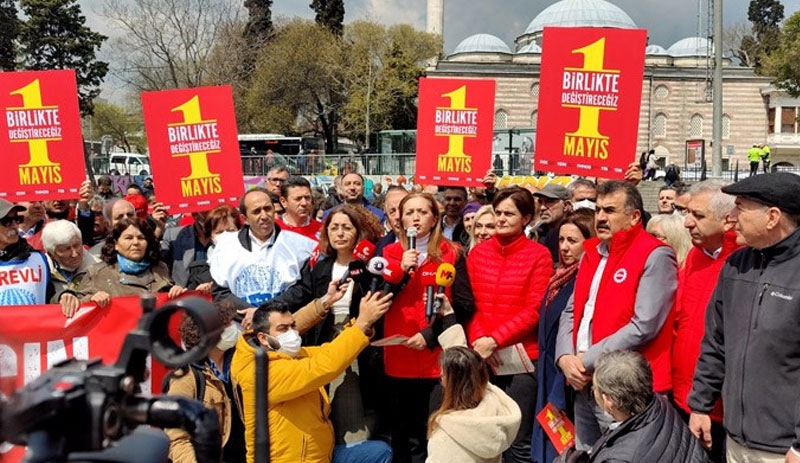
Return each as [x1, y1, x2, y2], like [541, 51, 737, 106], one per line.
[416, 77, 495, 187]
[141, 85, 243, 214]
[535, 27, 647, 179]
[0, 70, 85, 201]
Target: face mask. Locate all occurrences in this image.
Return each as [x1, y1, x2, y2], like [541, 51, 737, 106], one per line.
[572, 199, 596, 211]
[216, 323, 240, 351]
[276, 329, 302, 357]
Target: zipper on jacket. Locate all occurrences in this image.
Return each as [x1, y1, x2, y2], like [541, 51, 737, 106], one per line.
[755, 283, 769, 329]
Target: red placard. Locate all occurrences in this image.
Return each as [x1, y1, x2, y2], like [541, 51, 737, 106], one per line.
[0, 70, 85, 201]
[141, 86, 243, 214]
[535, 27, 647, 179]
[416, 78, 495, 186]
[535, 402, 576, 455]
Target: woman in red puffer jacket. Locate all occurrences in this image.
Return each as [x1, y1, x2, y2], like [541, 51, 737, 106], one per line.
[467, 186, 553, 463]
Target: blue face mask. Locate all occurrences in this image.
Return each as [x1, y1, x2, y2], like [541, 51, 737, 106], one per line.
[117, 254, 151, 274]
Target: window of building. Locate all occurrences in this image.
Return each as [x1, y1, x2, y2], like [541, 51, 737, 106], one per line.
[495, 110, 507, 129]
[653, 113, 667, 138]
[769, 107, 776, 133]
[531, 110, 537, 129]
[530, 83, 539, 97]
[782, 107, 796, 134]
[722, 114, 731, 139]
[689, 114, 703, 138]
[654, 85, 669, 100]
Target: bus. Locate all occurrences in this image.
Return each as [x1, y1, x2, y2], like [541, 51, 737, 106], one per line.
[238, 134, 325, 156]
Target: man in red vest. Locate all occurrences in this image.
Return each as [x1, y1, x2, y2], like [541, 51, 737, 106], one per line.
[556, 180, 678, 449]
[671, 180, 739, 463]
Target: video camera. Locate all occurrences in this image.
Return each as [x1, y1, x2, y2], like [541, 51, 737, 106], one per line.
[0, 294, 226, 463]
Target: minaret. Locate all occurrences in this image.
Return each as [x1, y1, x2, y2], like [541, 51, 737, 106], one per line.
[427, 0, 444, 37]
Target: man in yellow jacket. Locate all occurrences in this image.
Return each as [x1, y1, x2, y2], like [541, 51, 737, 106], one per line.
[231, 291, 393, 463]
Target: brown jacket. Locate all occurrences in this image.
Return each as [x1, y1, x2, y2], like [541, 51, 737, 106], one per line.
[165, 366, 232, 463]
[47, 251, 98, 303]
[77, 260, 174, 299]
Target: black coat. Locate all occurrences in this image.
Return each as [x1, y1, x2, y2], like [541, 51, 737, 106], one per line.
[589, 396, 709, 463]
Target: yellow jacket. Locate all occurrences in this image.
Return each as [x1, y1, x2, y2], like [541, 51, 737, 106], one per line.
[231, 324, 369, 463]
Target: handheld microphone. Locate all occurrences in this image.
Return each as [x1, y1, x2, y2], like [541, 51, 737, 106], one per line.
[432, 263, 456, 319]
[420, 265, 438, 323]
[353, 240, 376, 262]
[366, 256, 388, 293]
[382, 260, 405, 292]
[338, 260, 365, 287]
[406, 226, 418, 272]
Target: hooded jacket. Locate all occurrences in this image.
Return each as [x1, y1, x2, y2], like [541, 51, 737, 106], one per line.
[230, 323, 370, 463]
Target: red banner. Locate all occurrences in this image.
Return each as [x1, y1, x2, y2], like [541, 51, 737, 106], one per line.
[535, 27, 647, 179]
[416, 78, 495, 187]
[0, 295, 186, 461]
[0, 70, 85, 201]
[141, 86, 243, 214]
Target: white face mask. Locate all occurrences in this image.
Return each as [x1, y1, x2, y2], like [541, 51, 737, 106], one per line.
[216, 323, 240, 351]
[572, 199, 596, 211]
[276, 329, 302, 357]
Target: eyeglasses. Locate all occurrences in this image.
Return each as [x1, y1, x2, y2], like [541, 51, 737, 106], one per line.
[0, 215, 23, 227]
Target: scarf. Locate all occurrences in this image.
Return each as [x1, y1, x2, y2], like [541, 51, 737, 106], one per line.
[117, 254, 151, 275]
[545, 262, 578, 307]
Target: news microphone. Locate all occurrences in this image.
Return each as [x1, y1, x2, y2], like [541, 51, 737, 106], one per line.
[338, 260, 365, 287]
[421, 266, 438, 323]
[406, 226, 418, 272]
[353, 240, 376, 262]
[382, 260, 405, 292]
[432, 262, 456, 319]
[366, 256, 388, 293]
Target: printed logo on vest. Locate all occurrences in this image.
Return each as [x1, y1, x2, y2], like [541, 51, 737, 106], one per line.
[613, 268, 627, 283]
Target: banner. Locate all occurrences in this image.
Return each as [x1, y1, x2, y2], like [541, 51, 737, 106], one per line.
[416, 78, 495, 187]
[535, 27, 647, 179]
[142, 86, 243, 214]
[0, 70, 85, 201]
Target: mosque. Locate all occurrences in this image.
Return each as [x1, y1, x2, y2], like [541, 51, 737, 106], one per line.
[425, 0, 800, 172]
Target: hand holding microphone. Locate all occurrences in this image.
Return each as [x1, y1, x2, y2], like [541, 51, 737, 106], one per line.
[426, 262, 456, 323]
[366, 256, 388, 294]
[403, 226, 419, 273]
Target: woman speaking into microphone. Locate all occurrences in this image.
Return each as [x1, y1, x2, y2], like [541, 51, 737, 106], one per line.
[382, 192, 475, 463]
[467, 186, 554, 463]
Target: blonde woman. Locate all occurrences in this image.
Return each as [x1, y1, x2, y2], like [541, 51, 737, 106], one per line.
[647, 213, 692, 267]
[469, 205, 496, 250]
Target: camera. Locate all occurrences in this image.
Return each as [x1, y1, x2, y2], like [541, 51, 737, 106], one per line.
[0, 294, 225, 463]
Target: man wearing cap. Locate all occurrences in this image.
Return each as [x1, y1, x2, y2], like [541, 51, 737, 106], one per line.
[533, 183, 572, 263]
[689, 172, 800, 463]
[0, 199, 56, 305]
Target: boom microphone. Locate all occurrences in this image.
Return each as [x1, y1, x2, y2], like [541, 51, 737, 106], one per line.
[431, 262, 456, 319]
[367, 256, 388, 293]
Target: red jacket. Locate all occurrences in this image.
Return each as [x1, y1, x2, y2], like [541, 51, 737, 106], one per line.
[382, 240, 460, 378]
[466, 234, 553, 360]
[573, 224, 674, 392]
[672, 231, 740, 420]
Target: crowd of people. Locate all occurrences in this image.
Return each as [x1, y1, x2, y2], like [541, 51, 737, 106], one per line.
[2, 163, 800, 463]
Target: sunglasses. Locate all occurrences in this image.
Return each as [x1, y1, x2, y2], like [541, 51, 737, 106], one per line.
[0, 215, 23, 227]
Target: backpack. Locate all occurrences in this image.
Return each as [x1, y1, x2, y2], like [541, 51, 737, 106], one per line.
[162, 364, 206, 401]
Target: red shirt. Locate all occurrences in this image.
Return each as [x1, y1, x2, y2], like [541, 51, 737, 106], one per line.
[275, 217, 321, 241]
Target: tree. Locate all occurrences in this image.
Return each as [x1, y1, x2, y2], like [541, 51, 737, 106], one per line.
[742, 0, 785, 71]
[90, 101, 146, 153]
[764, 11, 800, 96]
[310, 0, 344, 36]
[245, 19, 345, 150]
[244, 0, 273, 43]
[0, 0, 19, 71]
[18, 0, 108, 116]
[725, 21, 758, 67]
[103, 0, 240, 91]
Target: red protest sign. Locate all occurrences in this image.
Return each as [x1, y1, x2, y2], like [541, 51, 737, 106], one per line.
[416, 78, 495, 187]
[535, 402, 576, 455]
[0, 70, 85, 201]
[535, 27, 647, 179]
[141, 86, 243, 214]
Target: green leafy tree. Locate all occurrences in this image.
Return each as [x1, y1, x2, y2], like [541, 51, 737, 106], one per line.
[764, 11, 800, 96]
[310, 0, 344, 36]
[0, 0, 19, 71]
[739, 0, 785, 71]
[18, 0, 108, 116]
[244, 0, 273, 42]
[90, 101, 146, 153]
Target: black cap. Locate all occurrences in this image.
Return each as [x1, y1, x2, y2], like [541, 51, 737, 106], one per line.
[533, 183, 570, 201]
[721, 172, 800, 214]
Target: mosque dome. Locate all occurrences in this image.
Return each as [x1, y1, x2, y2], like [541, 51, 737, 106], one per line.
[517, 42, 542, 54]
[451, 33, 512, 55]
[646, 44, 668, 55]
[523, 0, 637, 36]
[667, 37, 711, 57]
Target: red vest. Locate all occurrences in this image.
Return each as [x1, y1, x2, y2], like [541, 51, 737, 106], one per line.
[672, 231, 740, 420]
[382, 240, 459, 378]
[573, 223, 674, 392]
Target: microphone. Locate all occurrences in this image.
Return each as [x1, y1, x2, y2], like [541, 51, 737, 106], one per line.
[366, 256, 388, 293]
[406, 226, 418, 272]
[353, 240, 376, 262]
[338, 260, 365, 287]
[432, 262, 456, 319]
[420, 265, 438, 323]
[382, 260, 405, 291]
